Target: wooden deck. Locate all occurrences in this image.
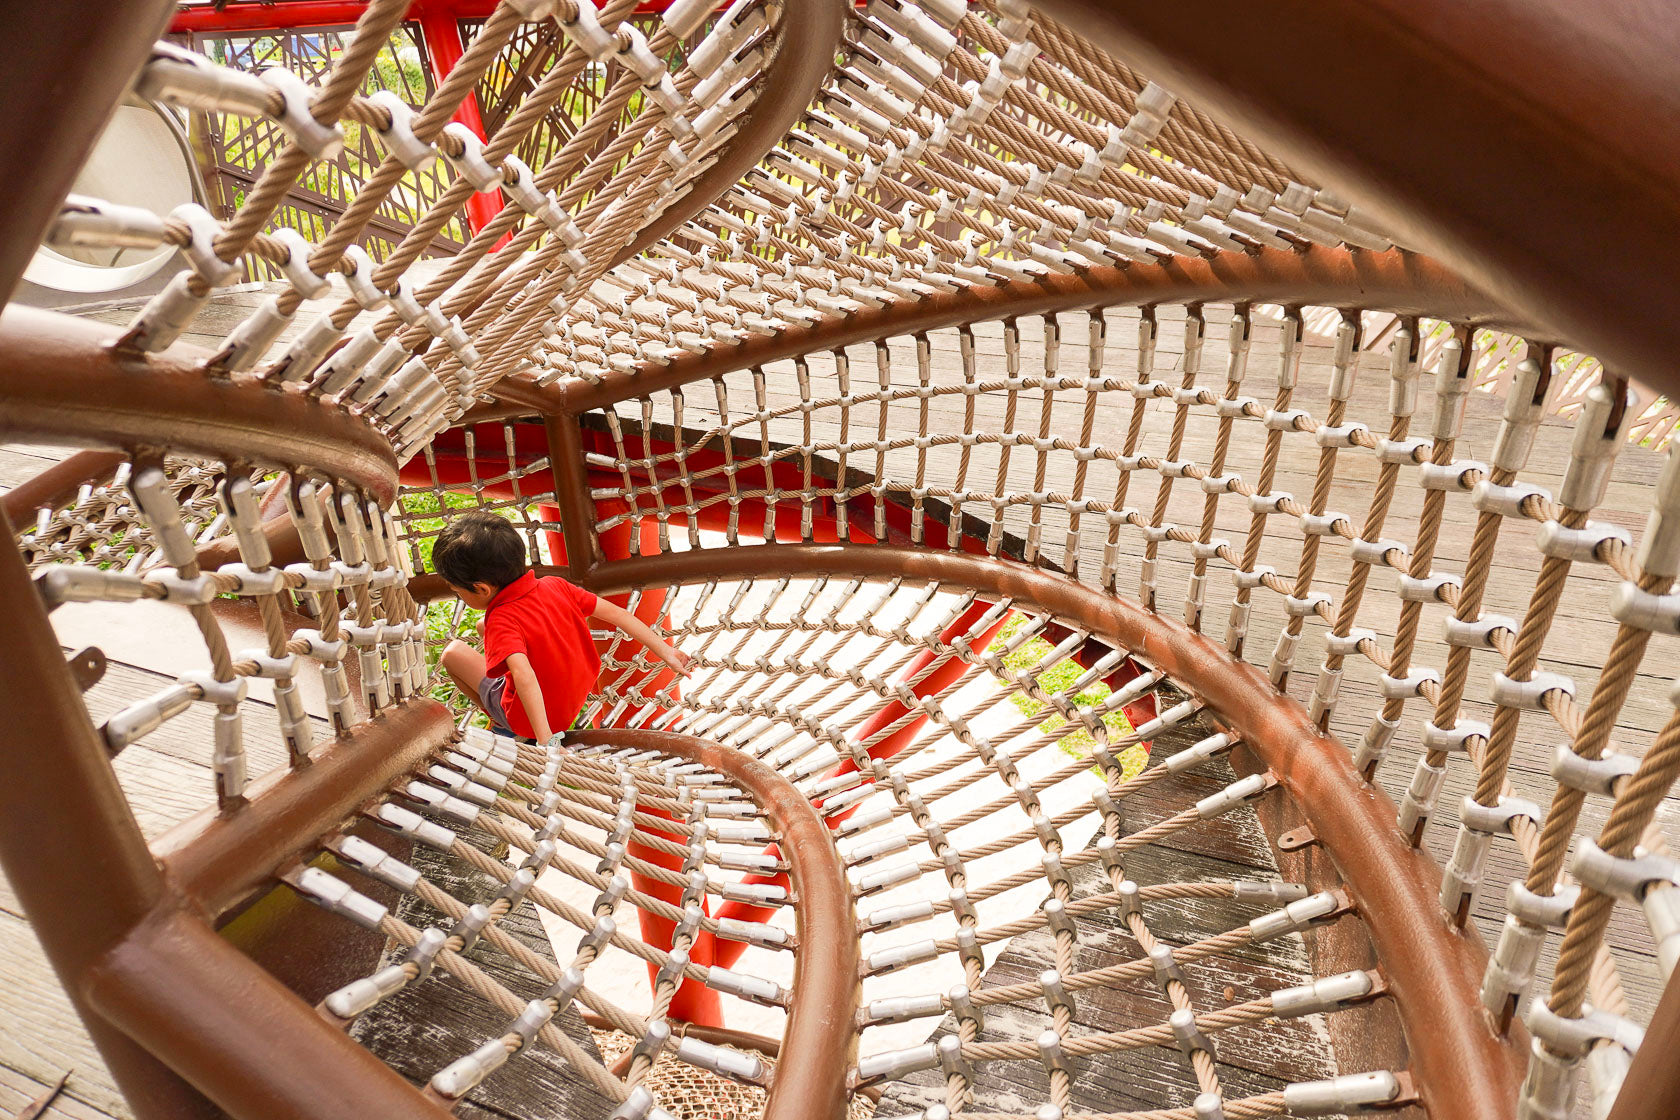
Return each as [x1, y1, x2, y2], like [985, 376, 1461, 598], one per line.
[3, 289, 1677, 1116]
[878, 718, 1339, 1115]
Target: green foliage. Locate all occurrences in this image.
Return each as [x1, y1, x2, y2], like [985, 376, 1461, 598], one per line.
[399, 487, 486, 574]
[401, 489, 494, 715]
[986, 615, 1148, 779]
[370, 51, 427, 99]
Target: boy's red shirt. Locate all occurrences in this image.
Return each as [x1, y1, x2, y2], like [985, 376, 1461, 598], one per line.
[482, 572, 601, 739]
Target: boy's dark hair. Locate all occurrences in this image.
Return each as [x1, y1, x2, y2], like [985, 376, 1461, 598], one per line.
[432, 511, 527, 591]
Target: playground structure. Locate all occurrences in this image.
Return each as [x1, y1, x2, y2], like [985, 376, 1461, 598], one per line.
[2, 2, 1680, 1119]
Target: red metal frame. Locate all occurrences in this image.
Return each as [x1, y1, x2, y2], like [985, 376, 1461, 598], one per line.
[170, 1, 505, 34]
[170, 0, 698, 34]
[410, 2, 504, 233]
[165, 0, 709, 237]
[172, 2, 507, 233]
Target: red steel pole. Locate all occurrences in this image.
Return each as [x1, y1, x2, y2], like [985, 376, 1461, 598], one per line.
[169, 0, 507, 234]
[411, 0, 504, 233]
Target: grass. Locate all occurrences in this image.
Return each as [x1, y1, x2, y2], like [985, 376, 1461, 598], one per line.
[986, 615, 1149, 780]
[399, 489, 491, 713]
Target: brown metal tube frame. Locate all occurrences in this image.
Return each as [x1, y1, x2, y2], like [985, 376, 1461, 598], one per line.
[83, 904, 454, 1120]
[153, 699, 457, 920]
[544, 412, 603, 575]
[611, 0, 847, 265]
[0, 510, 198, 1115]
[0, 506, 456, 1117]
[0, 449, 127, 527]
[1606, 965, 1680, 1120]
[0, 0, 174, 304]
[481, 245, 1515, 419]
[1027, 0, 1680, 406]
[0, 305, 398, 504]
[568, 727, 859, 1120]
[583, 543, 1528, 1120]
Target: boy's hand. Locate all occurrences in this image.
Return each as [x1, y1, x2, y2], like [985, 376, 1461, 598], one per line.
[662, 647, 694, 677]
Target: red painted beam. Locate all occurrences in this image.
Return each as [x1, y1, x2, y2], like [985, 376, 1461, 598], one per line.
[409, 1, 503, 233]
[170, 0, 683, 35]
[172, 2, 403, 33]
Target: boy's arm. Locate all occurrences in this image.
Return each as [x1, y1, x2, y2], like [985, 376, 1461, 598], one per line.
[504, 652, 554, 742]
[589, 598, 692, 677]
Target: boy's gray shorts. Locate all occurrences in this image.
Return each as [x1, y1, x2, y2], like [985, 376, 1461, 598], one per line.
[476, 674, 514, 738]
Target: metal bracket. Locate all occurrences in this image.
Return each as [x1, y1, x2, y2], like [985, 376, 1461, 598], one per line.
[65, 646, 106, 692]
[1277, 825, 1318, 852]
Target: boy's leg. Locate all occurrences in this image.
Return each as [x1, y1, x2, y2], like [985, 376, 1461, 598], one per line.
[441, 640, 491, 717]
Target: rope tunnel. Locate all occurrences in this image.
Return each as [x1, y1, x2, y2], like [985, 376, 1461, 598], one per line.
[1, 3, 1679, 1120]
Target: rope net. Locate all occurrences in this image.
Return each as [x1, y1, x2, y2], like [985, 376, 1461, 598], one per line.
[2, 2, 1679, 1120]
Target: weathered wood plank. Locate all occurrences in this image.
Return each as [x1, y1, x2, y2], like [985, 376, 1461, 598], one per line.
[0, 1064, 125, 1120]
[879, 719, 1340, 1114]
[350, 840, 616, 1120]
[0, 912, 129, 1119]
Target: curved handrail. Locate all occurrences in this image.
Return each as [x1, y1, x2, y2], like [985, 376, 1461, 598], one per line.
[0, 306, 399, 504]
[582, 541, 1529, 1120]
[484, 245, 1518, 419]
[569, 727, 860, 1120]
[1027, 0, 1680, 403]
[610, 0, 849, 266]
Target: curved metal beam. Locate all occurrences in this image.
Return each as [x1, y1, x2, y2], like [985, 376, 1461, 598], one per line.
[609, 0, 847, 266]
[1027, 0, 1680, 402]
[0, 306, 399, 504]
[153, 699, 457, 920]
[1, 449, 126, 527]
[488, 245, 1518, 417]
[583, 543, 1528, 1120]
[84, 907, 455, 1120]
[567, 727, 859, 1120]
[0, 504, 213, 1117]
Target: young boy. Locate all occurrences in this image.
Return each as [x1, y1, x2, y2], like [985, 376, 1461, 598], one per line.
[433, 511, 690, 742]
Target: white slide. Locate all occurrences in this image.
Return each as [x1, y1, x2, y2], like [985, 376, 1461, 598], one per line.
[20, 99, 200, 303]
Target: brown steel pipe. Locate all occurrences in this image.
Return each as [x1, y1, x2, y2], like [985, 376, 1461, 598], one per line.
[0, 305, 398, 504]
[0, 0, 174, 303]
[0, 510, 220, 1117]
[1605, 969, 1680, 1120]
[584, 543, 1528, 1120]
[544, 412, 603, 575]
[83, 905, 453, 1120]
[0, 449, 127, 527]
[568, 727, 859, 1120]
[1029, 0, 1680, 405]
[489, 245, 1516, 417]
[5, 494, 453, 1116]
[611, 0, 847, 264]
[153, 699, 457, 920]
